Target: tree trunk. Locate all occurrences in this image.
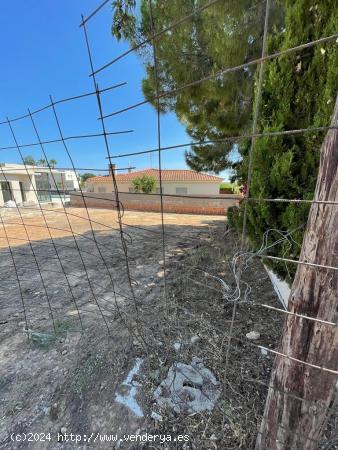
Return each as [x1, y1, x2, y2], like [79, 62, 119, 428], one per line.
[256, 96, 338, 450]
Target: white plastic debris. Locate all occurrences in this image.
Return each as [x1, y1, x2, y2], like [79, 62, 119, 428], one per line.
[115, 358, 144, 417]
[4, 200, 16, 208]
[246, 331, 260, 340]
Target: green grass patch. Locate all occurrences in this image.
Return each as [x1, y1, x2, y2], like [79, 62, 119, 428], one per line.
[27, 318, 79, 350]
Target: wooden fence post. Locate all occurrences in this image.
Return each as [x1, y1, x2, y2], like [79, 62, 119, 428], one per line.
[256, 96, 338, 450]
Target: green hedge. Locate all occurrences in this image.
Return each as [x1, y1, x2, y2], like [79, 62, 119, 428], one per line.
[230, 0, 338, 282]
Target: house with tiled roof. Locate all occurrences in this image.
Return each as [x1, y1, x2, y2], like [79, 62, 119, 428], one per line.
[86, 168, 223, 196]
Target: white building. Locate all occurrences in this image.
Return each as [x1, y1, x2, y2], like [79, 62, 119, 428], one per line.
[36, 167, 80, 191]
[85, 168, 223, 196]
[0, 163, 79, 206]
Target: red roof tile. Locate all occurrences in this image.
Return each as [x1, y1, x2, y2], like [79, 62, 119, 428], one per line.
[87, 169, 223, 184]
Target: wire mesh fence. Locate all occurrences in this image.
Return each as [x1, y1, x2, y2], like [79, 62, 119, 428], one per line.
[0, 0, 337, 448]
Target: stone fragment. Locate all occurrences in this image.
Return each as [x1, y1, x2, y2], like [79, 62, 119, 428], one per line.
[150, 411, 163, 421]
[260, 347, 268, 356]
[246, 331, 260, 340]
[173, 342, 182, 351]
[190, 335, 200, 345]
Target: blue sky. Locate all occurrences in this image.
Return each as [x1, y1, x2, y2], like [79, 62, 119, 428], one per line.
[0, 1, 227, 180]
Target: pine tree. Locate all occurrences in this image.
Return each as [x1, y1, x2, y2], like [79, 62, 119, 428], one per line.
[112, 0, 282, 173]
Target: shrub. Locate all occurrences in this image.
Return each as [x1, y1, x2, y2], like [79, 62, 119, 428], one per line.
[132, 175, 156, 193]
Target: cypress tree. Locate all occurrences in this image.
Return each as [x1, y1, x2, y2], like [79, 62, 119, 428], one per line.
[229, 0, 338, 281]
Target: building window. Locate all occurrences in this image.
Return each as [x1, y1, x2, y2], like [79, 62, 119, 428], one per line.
[156, 187, 164, 194]
[98, 187, 106, 193]
[0, 181, 13, 203]
[176, 187, 188, 195]
[19, 181, 27, 202]
[35, 173, 52, 203]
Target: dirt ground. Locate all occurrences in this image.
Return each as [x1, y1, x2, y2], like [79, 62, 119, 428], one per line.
[0, 206, 334, 449]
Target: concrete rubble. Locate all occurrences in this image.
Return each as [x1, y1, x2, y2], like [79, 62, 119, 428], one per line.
[154, 357, 221, 414]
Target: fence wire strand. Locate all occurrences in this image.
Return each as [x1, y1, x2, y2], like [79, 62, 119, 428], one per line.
[0, 134, 57, 335]
[81, 15, 151, 354]
[101, 34, 338, 120]
[149, 0, 168, 307]
[223, 0, 270, 389]
[0, 82, 127, 126]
